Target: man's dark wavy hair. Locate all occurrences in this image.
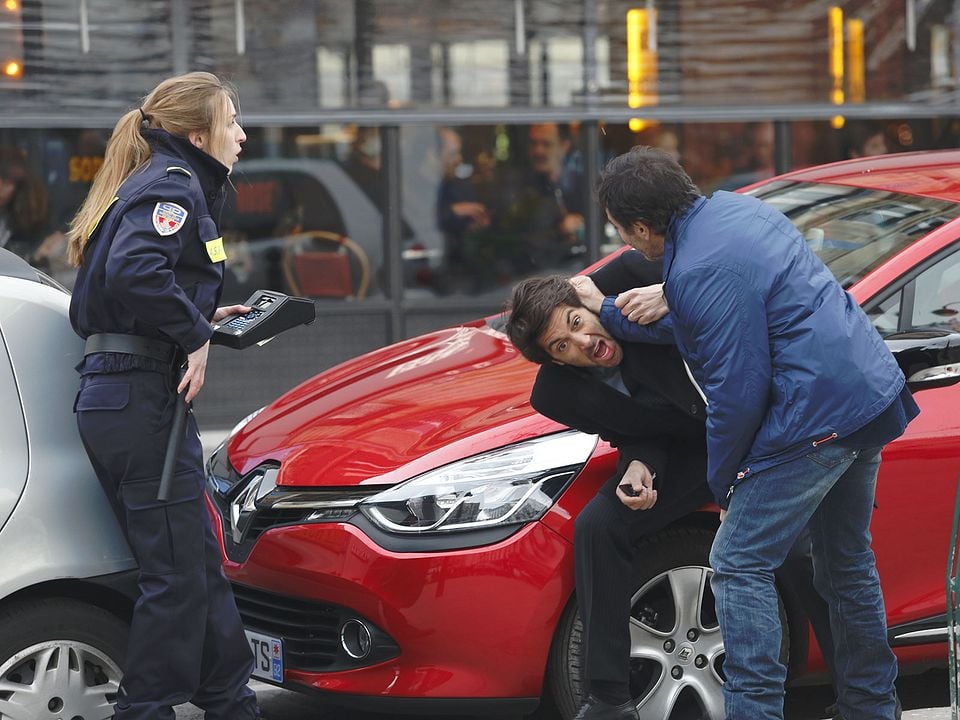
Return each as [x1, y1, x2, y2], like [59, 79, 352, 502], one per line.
[597, 146, 701, 235]
[505, 275, 582, 365]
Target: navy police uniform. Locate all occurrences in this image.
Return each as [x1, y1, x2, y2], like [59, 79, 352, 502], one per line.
[70, 129, 257, 720]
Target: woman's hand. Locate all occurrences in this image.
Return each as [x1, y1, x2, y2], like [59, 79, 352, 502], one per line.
[178, 305, 252, 403]
[213, 304, 251, 322]
[178, 340, 210, 403]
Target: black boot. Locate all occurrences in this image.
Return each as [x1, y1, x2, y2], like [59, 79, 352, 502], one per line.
[827, 692, 902, 720]
[573, 694, 640, 720]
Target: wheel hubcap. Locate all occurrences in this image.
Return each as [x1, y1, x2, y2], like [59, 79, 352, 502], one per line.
[628, 565, 725, 719]
[0, 640, 120, 720]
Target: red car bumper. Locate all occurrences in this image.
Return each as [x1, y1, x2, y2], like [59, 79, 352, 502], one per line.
[215, 508, 574, 701]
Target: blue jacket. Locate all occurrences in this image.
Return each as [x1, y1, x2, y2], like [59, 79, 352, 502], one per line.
[71, 129, 229, 354]
[601, 191, 907, 504]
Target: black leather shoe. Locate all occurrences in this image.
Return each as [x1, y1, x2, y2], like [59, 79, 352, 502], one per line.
[573, 694, 640, 720]
[827, 692, 902, 720]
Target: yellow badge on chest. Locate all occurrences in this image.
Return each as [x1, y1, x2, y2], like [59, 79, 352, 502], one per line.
[205, 237, 227, 263]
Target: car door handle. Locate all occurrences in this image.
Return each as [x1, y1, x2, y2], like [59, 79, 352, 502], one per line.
[908, 362, 960, 386]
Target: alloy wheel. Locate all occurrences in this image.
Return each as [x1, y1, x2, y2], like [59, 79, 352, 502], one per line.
[628, 565, 725, 719]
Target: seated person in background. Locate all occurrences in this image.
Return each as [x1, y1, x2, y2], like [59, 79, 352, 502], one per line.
[506, 251, 842, 720]
[498, 122, 586, 274]
[843, 120, 890, 159]
[0, 146, 49, 262]
[435, 127, 491, 293]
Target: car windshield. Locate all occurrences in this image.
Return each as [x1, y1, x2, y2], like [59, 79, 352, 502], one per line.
[747, 180, 960, 288]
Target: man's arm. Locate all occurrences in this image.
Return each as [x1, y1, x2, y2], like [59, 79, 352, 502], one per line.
[600, 297, 675, 344]
[669, 265, 771, 505]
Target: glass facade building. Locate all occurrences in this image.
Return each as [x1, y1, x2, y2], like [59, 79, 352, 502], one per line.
[1, 0, 958, 425]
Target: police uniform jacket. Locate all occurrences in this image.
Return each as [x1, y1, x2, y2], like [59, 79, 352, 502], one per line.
[70, 128, 229, 364]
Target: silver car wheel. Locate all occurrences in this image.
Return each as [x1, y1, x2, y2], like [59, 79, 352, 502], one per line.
[0, 640, 121, 720]
[628, 565, 725, 719]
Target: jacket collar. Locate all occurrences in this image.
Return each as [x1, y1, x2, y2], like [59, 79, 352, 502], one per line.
[142, 128, 229, 205]
[663, 195, 707, 283]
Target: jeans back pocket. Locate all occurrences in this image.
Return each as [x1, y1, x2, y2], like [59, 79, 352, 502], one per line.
[805, 442, 858, 469]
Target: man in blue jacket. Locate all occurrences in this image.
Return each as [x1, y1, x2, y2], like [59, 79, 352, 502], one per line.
[585, 146, 918, 720]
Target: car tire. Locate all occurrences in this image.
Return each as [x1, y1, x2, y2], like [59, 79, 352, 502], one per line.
[0, 596, 128, 720]
[546, 526, 790, 720]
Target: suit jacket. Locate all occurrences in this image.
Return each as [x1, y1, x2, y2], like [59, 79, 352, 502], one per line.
[531, 250, 707, 484]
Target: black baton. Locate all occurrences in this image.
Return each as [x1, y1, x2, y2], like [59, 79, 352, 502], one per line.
[157, 364, 190, 502]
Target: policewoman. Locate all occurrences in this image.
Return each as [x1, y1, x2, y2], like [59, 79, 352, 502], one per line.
[67, 72, 259, 720]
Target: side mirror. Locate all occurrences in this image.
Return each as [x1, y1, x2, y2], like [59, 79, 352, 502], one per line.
[907, 363, 960, 389]
[885, 331, 960, 390]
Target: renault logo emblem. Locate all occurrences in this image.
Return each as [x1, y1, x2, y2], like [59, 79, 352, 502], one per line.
[677, 644, 694, 663]
[229, 468, 278, 543]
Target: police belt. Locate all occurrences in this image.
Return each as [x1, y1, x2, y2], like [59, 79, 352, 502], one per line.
[84, 333, 179, 364]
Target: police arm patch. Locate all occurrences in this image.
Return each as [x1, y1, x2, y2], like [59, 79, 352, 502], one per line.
[152, 202, 189, 236]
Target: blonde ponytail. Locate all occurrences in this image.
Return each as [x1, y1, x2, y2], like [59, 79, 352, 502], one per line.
[67, 109, 150, 266]
[67, 71, 236, 267]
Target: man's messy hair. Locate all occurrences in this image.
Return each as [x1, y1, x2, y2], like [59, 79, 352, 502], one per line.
[505, 275, 582, 364]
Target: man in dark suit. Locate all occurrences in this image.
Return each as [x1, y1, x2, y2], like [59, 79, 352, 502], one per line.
[505, 251, 842, 720]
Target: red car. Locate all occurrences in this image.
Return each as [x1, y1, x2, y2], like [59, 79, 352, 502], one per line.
[206, 151, 960, 719]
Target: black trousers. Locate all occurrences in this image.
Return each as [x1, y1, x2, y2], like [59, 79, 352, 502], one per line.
[574, 446, 713, 694]
[76, 367, 257, 720]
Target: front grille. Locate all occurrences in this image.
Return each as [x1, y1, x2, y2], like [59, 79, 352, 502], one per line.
[208, 484, 315, 562]
[232, 583, 399, 672]
[246, 507, 314, 538]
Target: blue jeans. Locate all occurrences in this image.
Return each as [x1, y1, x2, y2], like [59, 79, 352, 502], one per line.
[709, 443, 897, 720]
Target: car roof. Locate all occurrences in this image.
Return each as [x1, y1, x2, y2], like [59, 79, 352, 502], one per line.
[777, 149, 960, 204]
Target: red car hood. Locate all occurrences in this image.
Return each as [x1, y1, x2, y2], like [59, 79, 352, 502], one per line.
[227, 319, 561, 487]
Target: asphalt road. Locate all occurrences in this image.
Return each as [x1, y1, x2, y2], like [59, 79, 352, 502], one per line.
[174, 669, 951, 719]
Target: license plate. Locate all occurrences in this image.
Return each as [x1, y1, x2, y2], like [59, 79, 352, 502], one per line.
[245, 629, 284, 683]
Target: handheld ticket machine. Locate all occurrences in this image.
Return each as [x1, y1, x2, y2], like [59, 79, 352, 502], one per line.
[158, 290, 316, 501]
[211, 290, 316, 349]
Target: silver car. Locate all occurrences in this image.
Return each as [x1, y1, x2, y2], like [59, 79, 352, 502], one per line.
[0, 247, 134, 720]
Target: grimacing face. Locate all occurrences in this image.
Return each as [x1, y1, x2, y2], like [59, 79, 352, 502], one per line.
[539, 303, 623, 368]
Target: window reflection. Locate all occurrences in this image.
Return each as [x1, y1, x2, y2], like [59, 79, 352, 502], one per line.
[4, 118, 960, 309]
[222, 124, 388, 303]
[402, 123, 591, 298]
[749, 182, 960, 288]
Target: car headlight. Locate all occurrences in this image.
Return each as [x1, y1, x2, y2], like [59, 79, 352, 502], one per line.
[359, 431, 597, 534]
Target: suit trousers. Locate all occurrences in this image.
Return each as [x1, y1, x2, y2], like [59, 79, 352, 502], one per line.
[75, 367, 258, 720]
[574, 451, 712, 695]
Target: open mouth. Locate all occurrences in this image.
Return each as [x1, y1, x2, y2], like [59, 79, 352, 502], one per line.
[593, 340, 611, 361]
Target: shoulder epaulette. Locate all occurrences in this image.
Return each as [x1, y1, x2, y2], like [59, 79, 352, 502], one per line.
[166, 166, 192, 178]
